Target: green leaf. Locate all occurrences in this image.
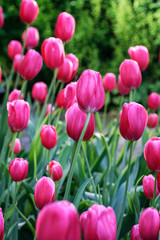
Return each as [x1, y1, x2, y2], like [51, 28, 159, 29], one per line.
[4, 203, 17, 221]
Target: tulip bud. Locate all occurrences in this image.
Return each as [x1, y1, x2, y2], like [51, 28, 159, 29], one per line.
[0, 208, 4, 240]
[9, 158, 28, 182]
[119, 102, 148, 141]
[9, 138, 21, 154]
[55, 12, 76, 43]
[22, 26, 39, 49]
[9, 89, 24, 102]
[117, 75, 130, 95]
[76, 69, 105, 113]
[40, 125, 57, 150]
[41, 37, 65, 70]
[32, 82, 47, 104]
[80, 204, 117, 240]
[19, 0, 39, 24]
[13, 54, 23, 72]
[64, 82, 77, 109]
[147, 113, 159, 128]
[0, 67, 2, 83]
[36, 200, 81, 240]
[57, 57, 73, 83]
[103, 73, 116, 92]
[139, 207, 159, 240]
[65, 103, 95, 141]
[56, 89, 66, 109]
[7, 100, 30, 133]
[119, 59, 142, 89]
[47, 160, 63, 181]
[19, 49, 43, 81]
[128, 46, 149, 71]
[8, 40, 22, 60]
[142, 175, 159, 200]
[147, 92, 160, 110]
[34, 177, 55, 210]
[45, 104, 55, 117]
[66, 53, 79, 80]
[130, 224, 142, 240]
[0, 7, 4, 29]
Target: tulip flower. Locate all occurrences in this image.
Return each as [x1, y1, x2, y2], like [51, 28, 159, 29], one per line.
[117, 75, 130, 95]
[55, 12, 76, 42]
[9, 89, 24, 102]
[47, 160, 63, 181]
[139, 207, 159, 240]
[57, 57, 73, 83]
[40, 125, 57, 150]
[13, 54, 23, 72]
[66, 53, 79, 80]
[36, 200, 81, 240]
[19, 49, 43, 81]
[45, 104, 55, 117]
[19, 0, 39, 24]
[0, 208, 4, 240]
[34, 177, 55, 210]
[56, 89, 66, 109]
[80, 204, 117, 240]
[32, 82, 48, 103]
[147, 92, 160, 110]
[142, 175, 159, 200]
[9, 138, 21, 154]
[22, 26, 39, 49]
[7, 100, 30, 133]
[119, 59, 142, 89]
[0, 7, 4, 29]
[65, 103, 95, 141]
[76, 69, 105, 113]
[41, 37, 65, 70]
[9, 158, 28, 182]
[8, 40, 22, 60]
[119, 102, 148, 141]
[64, 82, 77, 109]
[130, 224, 142, 240]
[156, 172, 160, 192]
[103, 73, 116, 92]
[147, 113, 159, 128]
[128, 46, 149, 71]
[0, 67, 2, 83]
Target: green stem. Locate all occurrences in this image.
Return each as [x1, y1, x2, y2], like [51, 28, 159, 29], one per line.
[103, 91, 110, 128]
[55, 108, 62, 128]
[33, 150, 37, 178]
[153, 172, 158, 206]
[129, 89, 134, 102]
[19, 80, 28, 99]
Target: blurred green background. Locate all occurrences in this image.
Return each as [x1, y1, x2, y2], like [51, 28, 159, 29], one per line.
[0, 0, 160, 108]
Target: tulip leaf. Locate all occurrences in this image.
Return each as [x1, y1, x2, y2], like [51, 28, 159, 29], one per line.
[4, 203, 17, 221]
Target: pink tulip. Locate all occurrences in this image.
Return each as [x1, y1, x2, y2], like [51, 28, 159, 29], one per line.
[9, 89, 24, 102]
[66, 53, 79, 80]
[0, 67, 2, 83]
[47, 160, 63, 181]
[130, 224, 142, 240]
[19, 0, 39, 24]
[22, 26, 39, 49]
[147, 113, 159, 128]
[0, 7, 4, 29]
[142, 175, 159, 200]
[40, 125, 57, 150]
[103, 73, 116, 92]
[0, 208, 4, 240]
[55, 12, 76, 42]
[156, 172, 160, 192]
[56, 89, 66, 109]
[64, 82, 77, 109]
[9, 138, 21, 154]
[57, 57, 73, 83]
[8, 40, 22, 60]
[45, 104, 55, 117]
[32, 82, 47, 103]
[9, 158, 28, 182]
[128, 46, 149, 71]
[117, 75, 130, 95]
[147, 92, 159, 110]
[13, 54, 23, 72]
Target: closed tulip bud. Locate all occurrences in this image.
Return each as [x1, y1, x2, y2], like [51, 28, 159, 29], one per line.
[118, 75, 130, 95]
[32, 82, 47, 103]
[0, 208, 4, 240]
[9, 158, 28, 182]
[65, 103, 95, 141]
[128, 46, 149, 71]
[19, 49, 43, 81]
[0, 67, 2, 83]
[19, 0, 39, 24]
[9, 138, 21, 154]
[80, 204, 117, 240]
[45, 104, 55, 117]
[119, 102, 148, 141]
[0, 7, 4, 29]
[66, 53, 79, 80]
[7, 100, 30, 133]
[22, 26, 39, 49]
[13, 54, 23, 72]
[40, 125, 57, 150]
[36, 200, 81, 240]
[47, 160, 63, 181]
[147, 92, 159, 110]
[103, 73, 116, 92]
[41, 37, 65, 70]
[57, 57, 73, 83]
[8, 40, 22, 60]
[130, 224, 142, 240]
[56, 89, 66, 109]
[147, 113, 159, 128]
[119, 59, 142, 89]
[64, 82, 77, 109]
[139, 207, 159, 240]
[142, 175, 159, 200]
[9, 89, 24, 102]
[34, 177, 55, 210]
[55, 12, 76, 43]
[76, 69, 105, 113]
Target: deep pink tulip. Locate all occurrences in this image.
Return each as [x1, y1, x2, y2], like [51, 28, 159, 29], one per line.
[32, 82, 47, 103]
[139, 207, 159, 240]
[9, 89, 24, 102]
[117, 75, 130, 95]
[34, 177, 55, 210]
[57, 57, 73, 83]
[76, 69, 105, 113]
[47, 160, 63, 181]
[156, 172, 160, 192]
[9, 158, 28, 182]
[36, 200, 81, 240]
[45, 104, 55, 117]
[13, 54, 23, 72]
[56, 89, 66, 109]
[103, 73, 116, 92]
[66, 53, 79, 80]
[55, 12, 76, 43]
[144, 137, 160, 172]
[142, 175, 159, 200]
[41, 37, 65, 70]
[119, 59, 142, 89]
[130, 224, 142, 240]
[80, 204, 117, 240]
[147, 113, 159, 128]
[19, 49, 43, 81]
[64, 82, 77, 109]
[19, 0, 39, 24]
[0, 208, 4, 240]
[22, 26, 39, 49]
[147, 92, 159, 110]
[0, 7, 4, 29]
[8, 40, 22, 60]
[128, 46, 149, 71]
[7, 100, 30, 133]
[65, 103, 95, 141]
[40, 125, 57, 150]
[119, 102, 148, 141]
[9, 138, 21, 154]
[0, 67, 1, 83]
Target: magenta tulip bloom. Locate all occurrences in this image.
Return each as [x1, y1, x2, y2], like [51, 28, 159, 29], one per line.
[0, 7, 4, 29]
[139, 207, 159, 240]
[32, 82, 48, 103]
[147, 113, 159, 128]
[47, 160, 63, 181]
[7, 100, 30, 133]
[76, 69, 105, 113]
[19, 0, 39, 24]
[0, 209, 4, 240]
[55, 12, 76, 42]
[147, 92, 160, 110]
[119, 59, 142, 89]
[117, 75, 130, 95]
[0, 67, 2, 83]
[64, 82, 77, 109]
[119, 102, 148, 141]
[157, 172, 160, 192]
[40, 125, 57, 150]
[22, 26, 39, 49]
[103, 73, 116, 92]
[80, 204, 117, 240]
[130, 224, 142, 240]
[142, 175, 159, 200]
[9, 138, 21, 154]
[9, 89, 24, 102]
[8, 40, 22, 60]
[9, 158, 28, 182]
[66, 53, 79, 80]
[57, 57, 73, 83]
[56, 89, 66, 109]
[41, 37, 65, 70]
[13, 54, 23, 72]
[128, 46, 149, 71]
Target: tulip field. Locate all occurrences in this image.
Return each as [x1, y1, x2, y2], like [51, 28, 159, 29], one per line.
[1, 1, 160, 240]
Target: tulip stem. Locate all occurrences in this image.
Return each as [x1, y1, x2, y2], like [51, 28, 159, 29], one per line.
[64, 112, 91, 200]
[129, 89, 134, 102]
[33, 150, 37, 178]
[117, 141, 134, 240]
[153, 172, 158, 206]
[103, 91, 110, 129]
[19, 80, 27, 99]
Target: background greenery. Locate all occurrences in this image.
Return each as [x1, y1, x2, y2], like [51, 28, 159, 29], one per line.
[0, 0, 160, 107]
